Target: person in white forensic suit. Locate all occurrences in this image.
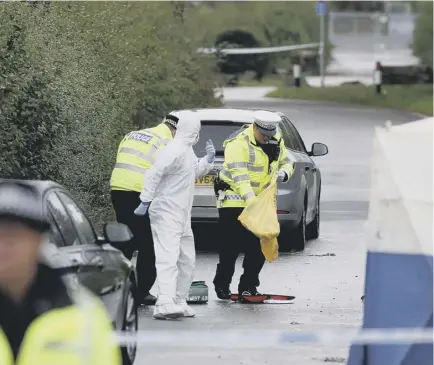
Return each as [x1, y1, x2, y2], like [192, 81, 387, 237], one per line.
[134, 111, 215, 320]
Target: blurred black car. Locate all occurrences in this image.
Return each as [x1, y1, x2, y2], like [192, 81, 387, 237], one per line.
[13, 180, 138, 365]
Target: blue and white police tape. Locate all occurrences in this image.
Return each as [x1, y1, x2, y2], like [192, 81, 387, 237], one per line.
[115, 328, 434, 348]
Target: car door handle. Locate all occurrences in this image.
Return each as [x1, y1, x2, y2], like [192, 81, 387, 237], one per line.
[305, 166, 317, 172]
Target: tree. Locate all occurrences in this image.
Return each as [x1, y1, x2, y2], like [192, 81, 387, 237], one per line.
[215, 30, 268, 81]
[332, 1, 385, 12]
[0, 2, 219, 225]
[0, 7, 64, 180]
[186, 2, 329, 76]
[412, 1, 433, 66]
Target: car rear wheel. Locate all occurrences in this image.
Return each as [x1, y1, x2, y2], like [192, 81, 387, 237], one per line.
[121, 280, 138, 365]
[278, 195, 307, 252]
[306, 194, 320, 240]
[278, 226, 292, 252]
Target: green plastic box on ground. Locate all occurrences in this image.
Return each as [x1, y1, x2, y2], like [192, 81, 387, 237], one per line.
[187, 281, 209, 304]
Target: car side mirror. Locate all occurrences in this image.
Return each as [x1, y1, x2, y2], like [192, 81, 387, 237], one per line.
[103, 222, 133, 244]
[309, 142, 328, 157]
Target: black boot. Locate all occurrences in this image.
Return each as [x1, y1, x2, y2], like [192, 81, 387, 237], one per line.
[141, 293, 157, 305]
[238, 287, 260, 297]
[215, 287, 231, 300]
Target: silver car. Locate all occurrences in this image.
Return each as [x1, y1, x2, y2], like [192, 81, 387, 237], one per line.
[187, 108, 328, 251]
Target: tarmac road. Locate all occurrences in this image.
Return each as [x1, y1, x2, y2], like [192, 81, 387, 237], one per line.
[134, 98, 419, 365]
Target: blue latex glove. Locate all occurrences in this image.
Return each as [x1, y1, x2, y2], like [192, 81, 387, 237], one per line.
[134, 201, 151, 216]
[205, 139, 216, 163]
[277, 170, 287, 183]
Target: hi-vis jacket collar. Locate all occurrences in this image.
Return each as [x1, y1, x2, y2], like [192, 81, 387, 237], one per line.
[135, 122, 173, 140]
[223, 124, 281, 148]
[160, 123, 174, 138]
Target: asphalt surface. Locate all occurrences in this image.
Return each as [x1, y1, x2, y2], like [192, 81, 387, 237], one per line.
[135, 97, 419, 365]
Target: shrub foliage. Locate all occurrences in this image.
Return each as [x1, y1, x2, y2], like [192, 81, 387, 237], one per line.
[412, 1, 433, 67]
[0, 2, 220, 226]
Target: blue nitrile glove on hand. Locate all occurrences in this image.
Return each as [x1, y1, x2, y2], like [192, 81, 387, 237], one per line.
[277, 170, 288, 183]
[205, 139, 216, 163]
[134, 201, 151, 216]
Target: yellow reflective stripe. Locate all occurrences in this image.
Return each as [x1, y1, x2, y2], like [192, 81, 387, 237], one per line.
[248, 165, 264, 172]
[221, 169, 258, 188]
[245, 137, 263, 171]
[227, 162, 262, 172]
[114, 162, 147, 174]
[227, 136, 262, 172]
[243, 191, 255, 200]
[247, 142, 255, 164]
[233, 174, 249, 182]
[263, 181, 271, 189]
[227, 162, 248, 169]
[119, 147, 155, 164]
[220, 169, 232, 179]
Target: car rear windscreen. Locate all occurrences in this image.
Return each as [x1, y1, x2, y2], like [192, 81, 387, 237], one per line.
[193, 121, 246, 156]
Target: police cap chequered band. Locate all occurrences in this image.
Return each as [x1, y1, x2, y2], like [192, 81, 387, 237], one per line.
[164, 114, 179, 129]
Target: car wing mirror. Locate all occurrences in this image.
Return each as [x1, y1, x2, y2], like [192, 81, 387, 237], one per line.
[102, 222, 133, 244]
[309, 142, 328, 157]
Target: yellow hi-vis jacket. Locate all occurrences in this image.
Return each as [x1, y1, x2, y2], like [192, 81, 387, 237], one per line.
[0, 286, 120, 365]
[217, 124, 294, 208]
[110, 123, 173, 192]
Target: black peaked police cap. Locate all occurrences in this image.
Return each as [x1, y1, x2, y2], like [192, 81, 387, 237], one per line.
[0, 180, 50, 233]
[164, 113, 179, 130]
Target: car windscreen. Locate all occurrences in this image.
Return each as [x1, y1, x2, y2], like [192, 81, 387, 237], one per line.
[193, 121, 246, 157]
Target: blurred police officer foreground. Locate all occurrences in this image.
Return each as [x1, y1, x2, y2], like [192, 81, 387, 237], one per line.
[0, 180, 121, 365]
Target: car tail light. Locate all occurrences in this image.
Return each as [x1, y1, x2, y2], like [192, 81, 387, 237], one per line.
[277, 210, 289, 214]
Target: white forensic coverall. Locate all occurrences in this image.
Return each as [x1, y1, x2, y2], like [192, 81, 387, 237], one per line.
[140, 111, 214, 319]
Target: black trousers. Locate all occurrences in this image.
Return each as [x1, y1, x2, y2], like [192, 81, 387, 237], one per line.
[375, 84, 382, 94]
[110, 190, 156, 299]
[213, 207, 265, 293]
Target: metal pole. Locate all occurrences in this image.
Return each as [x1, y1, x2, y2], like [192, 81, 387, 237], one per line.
[319, 11, 325, 87]
[375, 13, 380, 62]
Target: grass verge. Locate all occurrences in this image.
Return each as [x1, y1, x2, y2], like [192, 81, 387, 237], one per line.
[237, 75, 286, 88]
[267, 84, 433, 116]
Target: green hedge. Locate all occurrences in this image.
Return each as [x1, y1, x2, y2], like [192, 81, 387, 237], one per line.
[267, 84, 433, 116]
[412, 1, 433, 67]
[0, 2, 220, 227]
